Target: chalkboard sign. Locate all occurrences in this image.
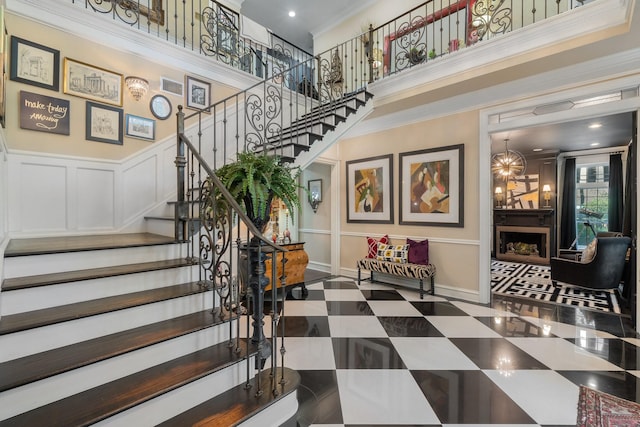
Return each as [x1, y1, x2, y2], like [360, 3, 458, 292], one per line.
[20, 90, 70, 135]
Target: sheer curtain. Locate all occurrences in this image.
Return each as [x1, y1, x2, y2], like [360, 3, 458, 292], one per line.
[559, 158, 576, 249]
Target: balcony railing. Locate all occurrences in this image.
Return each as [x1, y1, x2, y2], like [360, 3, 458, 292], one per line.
[71, 0, 314, 82]
[73, 0, 593, 88]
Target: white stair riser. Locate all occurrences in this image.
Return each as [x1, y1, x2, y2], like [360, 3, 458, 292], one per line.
[1, 266, 200, 315]
[0, 322, 236, 421]
[91, 358, 256, 427]
[0, 291, 216, 362]
[145, 217, 176, 238]
[3, 243, 190, 278]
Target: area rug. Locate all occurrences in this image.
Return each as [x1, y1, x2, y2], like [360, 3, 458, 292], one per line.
[491, 260, 621, 314]
[577, 385, 640, 426]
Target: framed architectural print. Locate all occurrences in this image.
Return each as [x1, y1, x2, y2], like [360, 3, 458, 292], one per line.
[185, 75, 211, 111]
[86, 101, 123, 145]
[399, 144, 464, 227]
[64, 58, 123, 106]
[125, 114, 155, 141]
[10, 36, 60, 91]
[346, 154, 393, 224]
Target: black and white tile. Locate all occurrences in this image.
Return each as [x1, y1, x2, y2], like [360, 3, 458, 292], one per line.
[271, 275, 638, 427]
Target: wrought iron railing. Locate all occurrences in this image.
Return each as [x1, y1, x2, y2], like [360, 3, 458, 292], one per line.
[71, 0, 314, 81]
[367, 0, 591, 77]
[176, 116, 290, 393]
[72, 0, 589, 85]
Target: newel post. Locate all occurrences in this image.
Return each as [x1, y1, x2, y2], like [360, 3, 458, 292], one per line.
[175, 106, 187, 242]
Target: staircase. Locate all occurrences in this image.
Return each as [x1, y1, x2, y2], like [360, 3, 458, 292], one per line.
[0, 233, 299, 426]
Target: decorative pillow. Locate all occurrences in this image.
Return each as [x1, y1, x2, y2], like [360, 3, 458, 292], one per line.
[406, 238, 429, 265]
[376, 243, 409, 263]
[367, 234, 389, 258]
[581, 239, 597, 263]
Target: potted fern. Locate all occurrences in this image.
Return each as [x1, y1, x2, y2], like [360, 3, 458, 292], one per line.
[214, 151, 302, 233]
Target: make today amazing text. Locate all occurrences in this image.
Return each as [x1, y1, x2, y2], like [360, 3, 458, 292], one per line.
[24, 98, 68, 130]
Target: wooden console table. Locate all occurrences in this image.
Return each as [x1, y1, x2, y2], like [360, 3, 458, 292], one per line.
[264, 242, 309, 292]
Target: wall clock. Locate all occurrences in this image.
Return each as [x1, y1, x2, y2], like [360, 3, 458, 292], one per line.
[150, 94, 172, 120]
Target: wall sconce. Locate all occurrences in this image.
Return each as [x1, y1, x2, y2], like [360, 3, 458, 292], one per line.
[125, 76, 149, 101]
[308, 179, 322, 214]
[494, 186, 503, 208]
[372, 48, 383, 78]
[542, 184, 551, 207]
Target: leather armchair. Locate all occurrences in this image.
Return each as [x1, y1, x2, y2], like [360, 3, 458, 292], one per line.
[550, 236, 631, 290]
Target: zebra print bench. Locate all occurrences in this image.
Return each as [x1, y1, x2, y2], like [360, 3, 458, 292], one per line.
[356, 258, 436, 299]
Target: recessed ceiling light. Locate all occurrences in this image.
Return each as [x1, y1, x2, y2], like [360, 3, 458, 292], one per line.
[288, 10, 296, 17]
[590, 142, 600, 146]
[532, 148, 543, 152]
[589, 123, 602, 129]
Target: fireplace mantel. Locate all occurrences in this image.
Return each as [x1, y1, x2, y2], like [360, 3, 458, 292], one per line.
[493, 209, 556, 264]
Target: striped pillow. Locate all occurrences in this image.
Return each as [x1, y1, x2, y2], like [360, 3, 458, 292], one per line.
[376, 243, 409, 263]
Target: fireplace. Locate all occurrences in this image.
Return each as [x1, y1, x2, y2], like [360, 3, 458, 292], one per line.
[494, 209, 555, 265]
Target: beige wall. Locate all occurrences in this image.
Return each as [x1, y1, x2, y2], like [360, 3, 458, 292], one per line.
[340, 110, 481, 292]
[4, 13, 240, 161]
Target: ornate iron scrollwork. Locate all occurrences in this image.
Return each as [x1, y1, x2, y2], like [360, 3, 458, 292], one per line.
[319, 50, 344, 102]
[245, 85, 283, 153]
[471, 0, 512, 40]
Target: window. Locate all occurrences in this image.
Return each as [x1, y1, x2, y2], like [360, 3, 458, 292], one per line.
[575, 162, 609, 247]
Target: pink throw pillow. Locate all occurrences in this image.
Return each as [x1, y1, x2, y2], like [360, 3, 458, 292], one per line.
[367, 234, 389, 258]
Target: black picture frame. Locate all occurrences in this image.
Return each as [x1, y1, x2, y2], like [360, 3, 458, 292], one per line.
[399, 144, 464, 227]
[346, 154, 394, 224]
[10, 36, 60, 91]
[85, 101, 123, 145]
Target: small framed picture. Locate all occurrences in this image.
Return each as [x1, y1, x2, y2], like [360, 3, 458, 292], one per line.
[86, 101, 123, 145]
[65, 58, 123, 106]
[125, 114, 155, 141]
[185, 75, 211, 111]
[10, 36, 60, 91]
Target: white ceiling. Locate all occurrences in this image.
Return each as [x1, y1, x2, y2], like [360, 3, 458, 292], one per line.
[240, 0, 372, 53]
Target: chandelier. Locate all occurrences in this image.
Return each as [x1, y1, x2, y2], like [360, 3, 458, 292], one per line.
[491, 139, 526, 181]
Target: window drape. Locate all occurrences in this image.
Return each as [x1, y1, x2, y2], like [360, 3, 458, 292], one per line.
[608, 153, 623, 232]
[559, 158, 576, 249]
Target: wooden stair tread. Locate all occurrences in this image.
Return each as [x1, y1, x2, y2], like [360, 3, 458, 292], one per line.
[158, 367, 300, 427]
[0, 308, 231, 392]
[0, 340, 253, 427]
[2, 258, 195, 291]
[0, 281, 211, 335]
[5, 232, 177, 257]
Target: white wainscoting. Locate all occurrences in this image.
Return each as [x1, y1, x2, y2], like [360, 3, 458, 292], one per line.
[7, 137, 177, 236]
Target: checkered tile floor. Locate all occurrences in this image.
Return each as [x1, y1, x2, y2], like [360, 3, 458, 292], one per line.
[268, 275, 639, 426]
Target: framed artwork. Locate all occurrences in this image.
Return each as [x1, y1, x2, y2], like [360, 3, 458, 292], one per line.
[20, 90, 70, 135]
[64, 58, 123, 106]
[308, 179, 322, 203]
[125, 114, 155, 141]
[346, 154, 393, 224]
[86, 101, 123, 145]
[507, 174, 539, 209]
[399, 144, 464, 227]
[10, 36, 60, 91]
[185, 75, 211, 111]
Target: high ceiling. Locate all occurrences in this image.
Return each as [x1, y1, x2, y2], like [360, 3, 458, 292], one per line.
[240, 0, 373, 53]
